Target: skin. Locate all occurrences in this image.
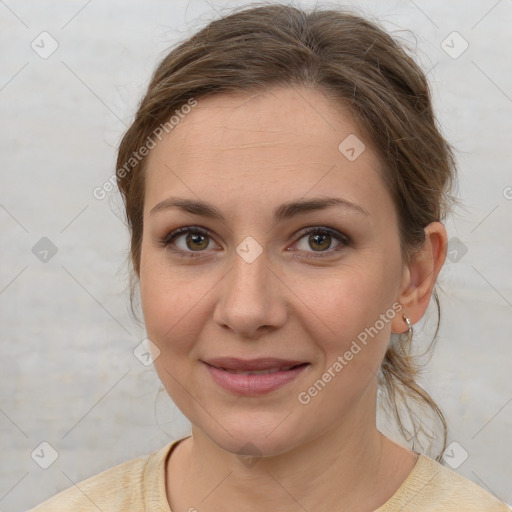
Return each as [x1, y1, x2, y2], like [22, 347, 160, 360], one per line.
[138, 86, 447, 512]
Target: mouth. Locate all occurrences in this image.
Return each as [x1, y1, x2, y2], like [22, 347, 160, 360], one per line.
[202, 357, 311, 395]
[204, 363, 308, 375]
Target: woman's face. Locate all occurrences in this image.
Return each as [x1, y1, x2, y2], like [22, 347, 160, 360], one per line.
[139, 87, 407, 456]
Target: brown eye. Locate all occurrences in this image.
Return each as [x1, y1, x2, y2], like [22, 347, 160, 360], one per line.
[160, 225, 349, 259]
[184, 232, 210, 251]
[294, 227, 350, 258]
[160, 226, 218, 257]
[308, 232, 332, 251]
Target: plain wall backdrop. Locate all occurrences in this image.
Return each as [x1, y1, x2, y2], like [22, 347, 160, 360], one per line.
[1, 0, 511, 510]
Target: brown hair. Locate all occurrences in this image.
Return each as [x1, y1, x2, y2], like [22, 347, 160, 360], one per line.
[115, 2, 457, 461]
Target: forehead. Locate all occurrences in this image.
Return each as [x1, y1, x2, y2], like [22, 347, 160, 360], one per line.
[143, 87, 392, 221]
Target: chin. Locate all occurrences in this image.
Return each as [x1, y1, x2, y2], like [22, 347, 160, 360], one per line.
[198, 417, 307, 459]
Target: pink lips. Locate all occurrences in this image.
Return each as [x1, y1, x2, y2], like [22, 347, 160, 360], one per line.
[202, 357, 310, 396]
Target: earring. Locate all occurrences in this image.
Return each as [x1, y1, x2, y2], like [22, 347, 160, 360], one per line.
[402, 313, 413, 342]
[400, 313, 413, 357]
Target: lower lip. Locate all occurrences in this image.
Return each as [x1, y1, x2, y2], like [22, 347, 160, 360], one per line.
[204, 363, 309, 396]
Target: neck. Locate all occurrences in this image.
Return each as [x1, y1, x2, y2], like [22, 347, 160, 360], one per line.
[166, 386, 415, 512]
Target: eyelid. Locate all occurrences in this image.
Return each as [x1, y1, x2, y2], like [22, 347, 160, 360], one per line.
[295, 225, 350, 244]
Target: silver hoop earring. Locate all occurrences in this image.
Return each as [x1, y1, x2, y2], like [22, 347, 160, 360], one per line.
[402, 313, 413, 343]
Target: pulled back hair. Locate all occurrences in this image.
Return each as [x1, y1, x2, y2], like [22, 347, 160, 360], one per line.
[115, 2, 457, 461]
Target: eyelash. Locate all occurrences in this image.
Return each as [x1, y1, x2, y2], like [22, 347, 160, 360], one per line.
[158, 225, 351, 259]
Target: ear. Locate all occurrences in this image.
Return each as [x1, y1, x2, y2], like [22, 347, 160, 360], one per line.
[391, 221, 448, 334]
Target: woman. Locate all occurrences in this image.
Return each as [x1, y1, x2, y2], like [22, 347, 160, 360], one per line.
[30, 3, 510, 511]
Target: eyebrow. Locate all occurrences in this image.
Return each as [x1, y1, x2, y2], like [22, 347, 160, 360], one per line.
[149, 196, 369, 222]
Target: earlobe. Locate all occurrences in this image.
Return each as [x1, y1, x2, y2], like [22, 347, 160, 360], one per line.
[391, 222, 448, 333]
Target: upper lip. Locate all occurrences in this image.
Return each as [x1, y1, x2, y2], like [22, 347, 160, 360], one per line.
[203, 357, 308, 371]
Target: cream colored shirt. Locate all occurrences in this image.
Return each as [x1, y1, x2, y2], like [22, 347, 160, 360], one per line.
[29, 437, 510, 511]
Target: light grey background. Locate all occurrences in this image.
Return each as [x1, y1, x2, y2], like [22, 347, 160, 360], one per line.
[1, 0, 511, 510]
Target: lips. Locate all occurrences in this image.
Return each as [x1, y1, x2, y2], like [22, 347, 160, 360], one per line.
[203, 357, 308, 374]
[203, 358, 310, 395]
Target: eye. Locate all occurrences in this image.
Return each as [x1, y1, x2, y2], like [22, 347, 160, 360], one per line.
[158, 225, 350, 259]
[292, 226, 350, 258]
[158, 226, 218, 258]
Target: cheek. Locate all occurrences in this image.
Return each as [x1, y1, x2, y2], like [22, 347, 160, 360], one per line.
[303, 256, 401, 376]
[311, 264, 398, 334]
[139, 244, 220, 366]
[140, 247, 189, 348]
[139, 258, 202, 407]
[140, 271, 200, 347]
[298, 270, 399, 416]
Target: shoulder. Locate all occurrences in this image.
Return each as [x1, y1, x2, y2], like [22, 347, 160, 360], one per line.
[28, 441, 177, 512]
[378, 454, 510, 511]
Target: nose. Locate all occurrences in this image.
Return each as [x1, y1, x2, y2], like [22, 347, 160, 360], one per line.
[213, 246, 288, 339]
